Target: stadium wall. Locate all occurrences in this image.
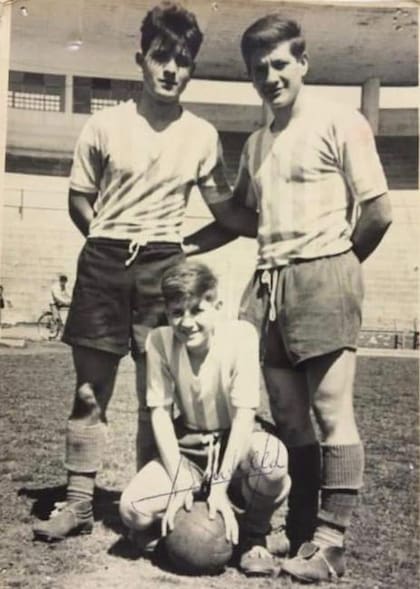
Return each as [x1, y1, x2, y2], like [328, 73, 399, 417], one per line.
[1, 169, 418, 331]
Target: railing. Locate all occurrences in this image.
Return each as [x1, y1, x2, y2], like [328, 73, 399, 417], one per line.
[358, 324, 419, 350]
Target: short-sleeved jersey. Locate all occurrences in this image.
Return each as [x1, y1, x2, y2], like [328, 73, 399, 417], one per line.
[70, 100, 229, 243]
[146, 320, 260, 431]
[237, 94, 388, 268]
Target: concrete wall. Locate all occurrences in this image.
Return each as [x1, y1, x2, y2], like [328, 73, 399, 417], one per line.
[6, 107, 418, 159]
[1, 173, 418, 332]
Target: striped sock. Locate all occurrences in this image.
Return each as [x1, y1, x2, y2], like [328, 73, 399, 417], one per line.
[313, 444, 364, 548]
[67, 472, 95, 504]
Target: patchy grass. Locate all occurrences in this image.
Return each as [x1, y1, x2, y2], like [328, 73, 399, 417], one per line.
[0, 344, 418, 588]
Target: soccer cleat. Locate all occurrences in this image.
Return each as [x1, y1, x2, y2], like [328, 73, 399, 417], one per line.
[281, 541, 345, 583]
[33, 500, 93, 542]
[266, 525, 290, 557]
[239, 535, 279, 577]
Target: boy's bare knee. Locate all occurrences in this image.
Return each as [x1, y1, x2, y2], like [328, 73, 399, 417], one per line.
[119, 490, 153, 530]
[248, 432, 288, 482]
[313, 395, 359, 444]
[70, 383, 101, 422]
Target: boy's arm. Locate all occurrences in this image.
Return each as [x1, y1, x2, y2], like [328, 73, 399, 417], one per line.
[207, 407, 255, 544]
[340, 110, 392, 262]
[68, 189, 97, 237]
[184, 165, 257, 256]
[351, 193, 392, 262]
[151, 406, 183, 485]
[68, 114, 104, 237]
[151, 406, 194, 535]
[207, 322, 260, 543]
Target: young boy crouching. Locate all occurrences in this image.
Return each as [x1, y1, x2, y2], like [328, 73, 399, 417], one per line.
[119, 260, 290, 576]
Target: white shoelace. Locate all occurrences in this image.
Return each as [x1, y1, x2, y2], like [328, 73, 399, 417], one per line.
[202, 434, 222, 487]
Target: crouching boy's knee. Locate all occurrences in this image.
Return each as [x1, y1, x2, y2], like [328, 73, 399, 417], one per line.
[248, 431, 289, 485]
[119, 488, 154, 531]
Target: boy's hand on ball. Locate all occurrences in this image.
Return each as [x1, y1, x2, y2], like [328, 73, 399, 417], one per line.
[162, 489, 193, 536]
[207, 486, 238, 545]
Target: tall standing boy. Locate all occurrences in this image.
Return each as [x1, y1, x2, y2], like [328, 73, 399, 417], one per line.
[32, 1, 255, 542]
[188, 14, 392, 584]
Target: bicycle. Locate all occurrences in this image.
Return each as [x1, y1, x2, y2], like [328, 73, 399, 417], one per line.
[37, 305, 65, 341]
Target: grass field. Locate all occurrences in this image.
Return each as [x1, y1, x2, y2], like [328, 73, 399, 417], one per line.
[0, 343, 418, 589]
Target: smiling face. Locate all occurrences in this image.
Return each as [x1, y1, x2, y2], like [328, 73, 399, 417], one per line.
[249, 40, 308, 111]
[137, 36, 195, 104]
[166, 290, 220, 354]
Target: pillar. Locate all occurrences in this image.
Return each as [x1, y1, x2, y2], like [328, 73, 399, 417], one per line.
[361, 77, 380, 135]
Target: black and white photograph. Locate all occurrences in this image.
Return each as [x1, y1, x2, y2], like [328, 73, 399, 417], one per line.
[0, 1, 418, 587]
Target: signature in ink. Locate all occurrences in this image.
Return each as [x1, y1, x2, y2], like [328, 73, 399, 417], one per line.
[131, 443, 286, 513]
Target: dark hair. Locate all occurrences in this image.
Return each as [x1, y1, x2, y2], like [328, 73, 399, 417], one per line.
[161, 261, 218, 304]
[241, 16, 305, 71]
[140, 1, 203, 60]
[59, 274, 68, 282]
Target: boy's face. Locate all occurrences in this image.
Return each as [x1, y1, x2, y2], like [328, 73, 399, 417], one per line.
[137, 36, 195, 104]
[248, 40, 308, 110]
[166, 291, 220, 353]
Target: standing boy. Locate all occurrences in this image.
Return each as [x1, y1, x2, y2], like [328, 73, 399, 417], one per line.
[33, 2, 254, 542]
[238, 16, 392, 583]
[188, 15, 392, 584]
[119, 260, 291, 576]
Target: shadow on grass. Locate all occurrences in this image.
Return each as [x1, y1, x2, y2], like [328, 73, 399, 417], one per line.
[111, 534, 239, 578]
[18, 485, 123, 531]
[108, 538, 208, 575]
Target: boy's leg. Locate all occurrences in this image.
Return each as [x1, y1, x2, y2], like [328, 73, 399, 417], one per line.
[282, 349, 362, 582]
[263, 366, 321, 555]
[33, 345, 119, 542]
[237, 431, 290, 576]
[131, 245, 185, 470]
[119, 457, 201, 552]
[135, 357, 156, 470]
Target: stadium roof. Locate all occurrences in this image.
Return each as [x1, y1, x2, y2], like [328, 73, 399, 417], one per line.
[10, 0, 418, 86]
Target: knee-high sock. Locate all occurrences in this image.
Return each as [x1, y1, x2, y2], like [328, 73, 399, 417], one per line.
[313, 443, 364, 548]
[286, 443, 321, 554]
[64, 420, 106, 504]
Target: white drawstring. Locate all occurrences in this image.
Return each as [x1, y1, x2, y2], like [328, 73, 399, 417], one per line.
[261, 269, 279, 322]
[202, 434, 222, 491]
[125, 239, 148, 267]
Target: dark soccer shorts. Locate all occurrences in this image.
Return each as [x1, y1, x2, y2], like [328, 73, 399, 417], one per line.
[63, 238, 184, 357]
[239, 249, 364, 369]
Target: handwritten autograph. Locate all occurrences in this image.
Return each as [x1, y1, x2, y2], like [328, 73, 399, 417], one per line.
[131, 446, 286, 512]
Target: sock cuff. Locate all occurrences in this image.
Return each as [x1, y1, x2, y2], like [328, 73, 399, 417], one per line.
[65, 421, 107, 473]
[321, 444, 364, 490]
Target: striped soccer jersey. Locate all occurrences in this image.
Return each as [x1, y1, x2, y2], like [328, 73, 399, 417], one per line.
[70, 100, 228, 243]
[146, 320, 260, 431]
[237, 93, 388, 268]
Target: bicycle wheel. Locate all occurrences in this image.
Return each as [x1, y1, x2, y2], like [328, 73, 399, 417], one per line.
[37, 311, 60, 341]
